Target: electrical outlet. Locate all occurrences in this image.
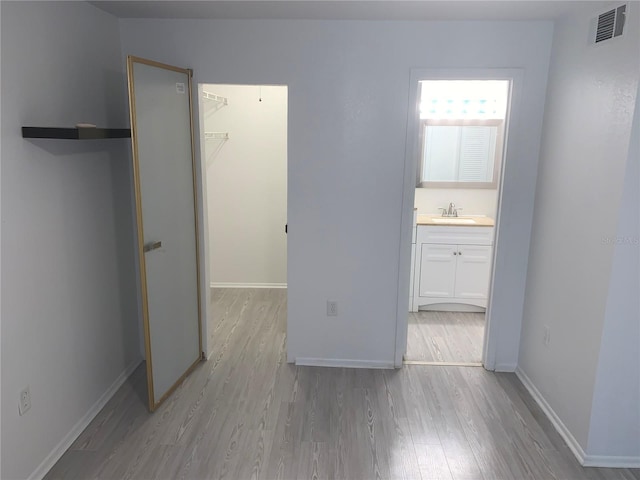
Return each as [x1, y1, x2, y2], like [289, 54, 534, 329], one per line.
[326, 300, 338, 317]
[19, 387, 31, 416]
[543, 325, 551, 347]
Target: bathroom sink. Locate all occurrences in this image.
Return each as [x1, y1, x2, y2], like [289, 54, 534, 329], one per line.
[430, 218, 477, 224]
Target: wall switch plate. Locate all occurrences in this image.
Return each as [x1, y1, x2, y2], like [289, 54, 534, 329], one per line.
[543, 325, 551, 347]
[327, 300, 338, 317]
[19, 387, 31, 416]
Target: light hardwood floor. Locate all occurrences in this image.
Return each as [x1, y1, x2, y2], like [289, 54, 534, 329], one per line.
[45, 289, 639, 480]
[405, 311, 485, 364]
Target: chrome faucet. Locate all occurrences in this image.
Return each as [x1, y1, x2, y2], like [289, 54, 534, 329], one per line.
[439, 202, 462, 217]
[448, 202, 456, 217]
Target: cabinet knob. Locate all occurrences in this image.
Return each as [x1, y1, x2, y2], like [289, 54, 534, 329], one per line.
[453, 251, 458, 255]
[458, 251, 462, 255]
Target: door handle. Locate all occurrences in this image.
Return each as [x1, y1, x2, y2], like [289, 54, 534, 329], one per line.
[143, 241, 162, 253]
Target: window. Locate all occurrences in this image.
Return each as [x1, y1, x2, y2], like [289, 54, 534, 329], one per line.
[418, 119, 504, 188]
[416, 80, 509, 189]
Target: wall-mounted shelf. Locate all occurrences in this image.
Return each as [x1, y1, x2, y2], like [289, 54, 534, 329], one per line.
[22, 127, 131, 140]
[202, 90, 228, 105]
[204, 132, 229, 140]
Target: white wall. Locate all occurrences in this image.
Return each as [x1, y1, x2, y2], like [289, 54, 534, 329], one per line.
[414, 187, 497, 217]
[120, 18, 553, 366]
[519, 1, 639, 457]
[587, 84, 640, 461]
[1, 2, 140, 478]
[203, 84, 287, 287]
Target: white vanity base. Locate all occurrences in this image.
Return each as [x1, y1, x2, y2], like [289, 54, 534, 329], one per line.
[418, 303, 486, 313]
[411, 225, 494, 314]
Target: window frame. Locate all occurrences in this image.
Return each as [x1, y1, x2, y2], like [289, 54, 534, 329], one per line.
[417, 118, 504, 189]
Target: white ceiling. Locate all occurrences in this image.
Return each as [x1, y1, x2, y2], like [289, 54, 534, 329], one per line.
[90, 0, 603, 21]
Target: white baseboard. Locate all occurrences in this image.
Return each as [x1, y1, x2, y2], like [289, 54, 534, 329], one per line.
[295, 357, 394, 369]
[494, 362, 517, 372]
[583, 455, 640, 468]
[515, 367, 588, 465]
[516, 367, 640, 468]
[29, 358, 144, 480]
[210, 282, 287, 289]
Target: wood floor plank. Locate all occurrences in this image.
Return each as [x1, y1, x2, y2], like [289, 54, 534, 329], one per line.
[406, 311, 484, 363]
[415, 443, 454, 480]
[403, 367, 442, 446]
[441, 369, 537, 480]
[42, 288, 639, 480]
[418, 367, 485, 480]
[130, 445, 188, 480]
[385, 417, 423, 480]
[296, 441, 330, 480]
[373, 372, 422, 480]
[43, 450, 97, 480]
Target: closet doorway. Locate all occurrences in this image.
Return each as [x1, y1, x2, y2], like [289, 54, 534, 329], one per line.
[198, 84, 288, 356]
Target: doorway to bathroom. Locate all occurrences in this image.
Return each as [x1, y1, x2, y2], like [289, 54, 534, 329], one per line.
[198, 84, 288, 358]
[402, 77, 511, 366]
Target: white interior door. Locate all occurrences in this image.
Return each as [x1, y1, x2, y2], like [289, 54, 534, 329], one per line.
[127, 56, 202, 411]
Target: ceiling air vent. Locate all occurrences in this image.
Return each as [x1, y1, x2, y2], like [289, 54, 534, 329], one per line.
[595, 4, 626, 43]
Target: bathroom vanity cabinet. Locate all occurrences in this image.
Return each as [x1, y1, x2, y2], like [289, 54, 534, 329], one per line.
[412, 224, 494, 312]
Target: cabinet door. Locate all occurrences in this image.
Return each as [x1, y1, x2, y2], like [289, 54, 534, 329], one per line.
[419, 243, 457, 298]
[454, 245, 492, 299]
